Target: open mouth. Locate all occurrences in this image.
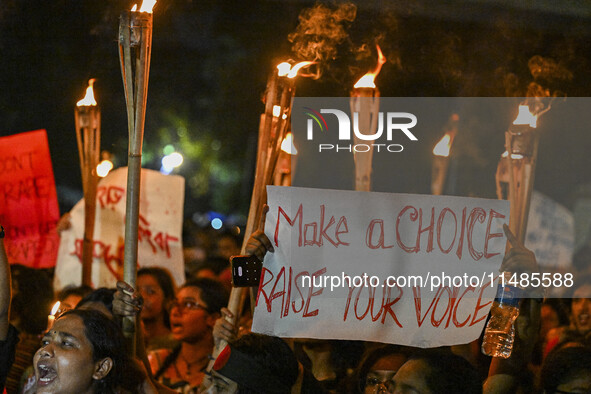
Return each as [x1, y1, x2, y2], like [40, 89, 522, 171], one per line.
[37, 364, 57, 386]
[578, 313, 590, 327]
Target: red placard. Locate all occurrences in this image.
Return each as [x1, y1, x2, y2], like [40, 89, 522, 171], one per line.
[0, 130, 60, 268]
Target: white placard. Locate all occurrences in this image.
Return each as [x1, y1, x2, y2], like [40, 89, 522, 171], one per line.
[252, 186, 509, 347]
[525, 191, 574, 268]
[54, 167, 185, 290]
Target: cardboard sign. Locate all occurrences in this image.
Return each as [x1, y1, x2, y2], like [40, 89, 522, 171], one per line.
[0, 130, 60, 268]
[54, 167, 185, 289]
[252, 186, 509, 347]
[525, 191, 574, 268]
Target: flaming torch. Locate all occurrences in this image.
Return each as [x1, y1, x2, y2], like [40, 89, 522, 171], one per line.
[350, 45, 386, 191]
[503, 104, 538, 243]
[75, 79, 100, 286]
[118, 0, 156, 346]
[431, 114, 459, 195]
[274, 132, 298, 186]
[217, 61, 312, 356]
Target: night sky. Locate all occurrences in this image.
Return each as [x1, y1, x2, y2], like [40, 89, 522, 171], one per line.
[1, 0, 590, 220]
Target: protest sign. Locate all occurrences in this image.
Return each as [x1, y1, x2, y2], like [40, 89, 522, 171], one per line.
[0, 130, 60, 268]
[54, 167, 185, 289]
[252, 186, 509, 347]
[525, 191, 574, 269]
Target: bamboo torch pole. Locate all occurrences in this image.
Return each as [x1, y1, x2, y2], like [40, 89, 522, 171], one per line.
[431, 114, 458, 196]
[504, 105, 539, 243]
[74, 79, 101, 287]
[208, 62, 313, 369]
[118, 0, 156, 351]
[350, 46, 386, 192]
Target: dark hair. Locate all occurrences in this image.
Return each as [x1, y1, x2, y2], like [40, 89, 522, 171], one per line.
[354, 344, 414, 393]
[563, 273, 591, 299]
[221, 333, 299, 393]
[77, 288, 116, 315]
[138, 266, 176, 328]
[10, 264, 54, 334]
[57, 284, 93, 303]
[408, 349, 482, 394]
[542, 298, 570, 327]
[541, 346, 591, 393]
[154, 278, 228, 379]
[57, 309, 144, 393]
[181, 277, 228, 314]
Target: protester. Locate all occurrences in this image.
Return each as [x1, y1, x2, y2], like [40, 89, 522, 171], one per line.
[137, 267, 178, 351]
[56, 285, 93, 313]
[0, 227, 18, 393]
[209, 333, 299, 394]
[33, 308, 153, 393]
[148, 277, 228, 392]
[7, 264, 54, 393]
[351, 344, 415, 394]
[540, 345, 591, 393]
[544, 274, 591, 356]
[391, 349, 482, 394]
[77, 287, 117, 318]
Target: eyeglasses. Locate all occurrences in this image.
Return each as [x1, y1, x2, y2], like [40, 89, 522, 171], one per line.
[365, 376, 395, 393]
[167, 300, 209, 314]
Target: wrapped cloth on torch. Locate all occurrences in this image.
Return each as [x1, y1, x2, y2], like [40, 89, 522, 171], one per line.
[431, 114, 459, 196]
[350, 46, 386, 192]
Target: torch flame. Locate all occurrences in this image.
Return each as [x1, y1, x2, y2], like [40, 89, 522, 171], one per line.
[51, 301, 61, 316]
[276, 61, 315, 78]
[132, 0, 156, 13]
[354, 45, 387, 89]
[433, 133, 453, 157]
[281, 133, 298, 155]
[76, 79, 97, 107]
[513, 105, 537, 128]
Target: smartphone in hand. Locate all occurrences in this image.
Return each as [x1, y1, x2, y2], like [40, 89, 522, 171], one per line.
[230, 255, 262, 287]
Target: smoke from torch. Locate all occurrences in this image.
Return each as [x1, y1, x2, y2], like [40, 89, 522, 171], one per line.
[288, 2, 357, 77]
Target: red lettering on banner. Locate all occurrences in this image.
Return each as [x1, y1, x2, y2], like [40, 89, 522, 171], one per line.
[138, 215, 179, 258]
[467, 208, 486, 261]
[470, 280, 493, 326]
[396, 205, 419, 252]
[256, 266, 324, 318]
[343, 280, 403, 327]
[437, 208, 457, 254]
[484, 209, 505, 259]
[72, 239, 125, 281]
[274, 205, 349, 248]
[366, 219, 394, 249]
[303, 268, 326, 317]
[96, 185, 125, 209]
[452, 286, 476, 327]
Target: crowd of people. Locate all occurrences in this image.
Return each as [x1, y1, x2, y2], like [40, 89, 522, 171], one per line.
[1, 222, 591, 394]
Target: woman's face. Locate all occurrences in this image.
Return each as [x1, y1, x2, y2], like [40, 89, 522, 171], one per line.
[390, 359, 433, 394]
[364, 354, 408, 394]
[33, 314, 112, 394]
[571, 284, 591, 334]
[137, 274, 166, 321]
[169, 286, 216, 342]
